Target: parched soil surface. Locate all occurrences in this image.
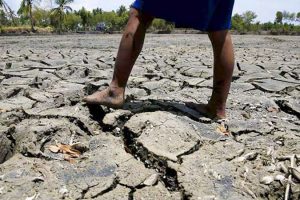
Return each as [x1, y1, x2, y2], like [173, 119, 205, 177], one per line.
[0, 34, 299, 200]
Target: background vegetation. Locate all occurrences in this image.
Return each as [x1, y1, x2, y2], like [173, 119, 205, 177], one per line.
[0, 0, 299, 34]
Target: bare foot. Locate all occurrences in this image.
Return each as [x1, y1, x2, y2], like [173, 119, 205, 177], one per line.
[185, 102, 226, 119]
[82, 87, 125, 109]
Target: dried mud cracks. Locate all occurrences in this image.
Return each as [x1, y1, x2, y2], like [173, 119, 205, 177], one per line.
[0, 35, 300, 199]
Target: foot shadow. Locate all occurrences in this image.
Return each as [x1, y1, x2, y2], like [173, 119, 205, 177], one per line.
[122, 99, 212, 123]
[122, 99, 228, 141]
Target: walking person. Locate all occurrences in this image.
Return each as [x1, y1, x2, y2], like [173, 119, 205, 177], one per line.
[83, 0, 235, 119]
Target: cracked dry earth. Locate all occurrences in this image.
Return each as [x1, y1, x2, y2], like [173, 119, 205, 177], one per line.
[0, 34, 299, 200]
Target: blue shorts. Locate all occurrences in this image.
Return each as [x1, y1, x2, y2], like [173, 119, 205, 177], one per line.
[131, 0, 235, 31]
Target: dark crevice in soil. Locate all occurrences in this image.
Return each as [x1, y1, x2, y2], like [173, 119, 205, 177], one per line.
[122, 126, 187, 195]
[150, 100, 212, 124]
[231, 130, 263, 141]
[116, 183, 138, 200]
[103, 115, 133, 137]
[75, 178, 119, 199]
[87, 104, 107, 123]
[28, 59, 52, 66]
[6, 88, 22, 99]
[251, 83, 273, 93]
[91, 178, 119, 199]
[289, 72, 299, 80]
[86, 104, 117, 135]
[139, 86, 152, 95]
[236, 62, 244, 71]
[272, 77, 299, 84]
[22, 110, 95, 136]
[39, 129, 60, 152]
[275, 100, 300, 119]
[49, 71, 66, 80]
[128, 188, 135, 200]
[77, 184, 95, 200]
[23, 94, 40, 108]
[243, 88, 257, 93]
[256, 64, 265, 70]
[177, 140, 202, 164]
[1, 126, 16, 164]
[232, 76, 241, 82]
[70, 118, 93, 136]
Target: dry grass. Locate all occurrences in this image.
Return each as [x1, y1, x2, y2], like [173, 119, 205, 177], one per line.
[0, 26, 54, 34]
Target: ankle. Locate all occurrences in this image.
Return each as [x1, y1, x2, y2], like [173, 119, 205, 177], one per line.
[207, 101, 226, 114]
[110, 81, 126, 90]
[108, 84, 125, 96]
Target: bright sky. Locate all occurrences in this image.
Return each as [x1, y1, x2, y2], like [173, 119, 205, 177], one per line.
[6, 0, 300, 23]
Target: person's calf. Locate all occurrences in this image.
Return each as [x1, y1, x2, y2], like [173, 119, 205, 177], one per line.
[207, 30, 234, 118]
[83, 9, 153, 108]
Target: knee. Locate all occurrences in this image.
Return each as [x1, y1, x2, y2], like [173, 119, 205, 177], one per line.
[209, 30, 231, 46]
[129, 8, 153, 29]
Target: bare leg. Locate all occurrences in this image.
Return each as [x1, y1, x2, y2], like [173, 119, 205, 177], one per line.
[83, 9, 153, 108]
[187, 30, 234, 119]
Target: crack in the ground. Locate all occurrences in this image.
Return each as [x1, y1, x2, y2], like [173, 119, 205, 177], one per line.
[236, 62, 244, 72]
[89, 178, 119, 199]
[76, 183, 98, 200]
[22, 110, 95, 136]
[252, 81, 298, 95]
[150, 100, 212, 124]
[255, 64, 265, 70]
[121, 125, 188, 197]
[1, 126, 16, 164]
[6, 88, 23, 99]
[23, 93, 40, 108]
[275, 99, 300, 119]
[96, 105, 192, 198]
[28, 59, 52, 66]
[92, 101, 213, 199]
[272, 77, 299, 84]
[177, 140, 202, 164]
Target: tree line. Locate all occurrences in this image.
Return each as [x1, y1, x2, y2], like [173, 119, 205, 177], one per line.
[0, 0, 299, 34]
[231, 11, 300, 35]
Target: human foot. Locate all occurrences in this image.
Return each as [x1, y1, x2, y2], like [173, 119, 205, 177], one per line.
[185, 102, 226, 119]
[82, 87, 125, 109]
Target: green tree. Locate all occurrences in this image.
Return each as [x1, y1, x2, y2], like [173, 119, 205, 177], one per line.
[92, 8, 102, 16]
[77, 7, 92, 30]
[18, 0, 38, 32]
[275, 11, 283, 24]
[1, 0, 16, 25]
[51, 0, 73, 33]
[116, 5, 126, 17]
[289, 12, 296, 22]
[32, 7, 51, 27]
[64, 12, 81, 31]
[282, 10, 289, 21]
[242, 11, 257, 25]
[296, 12, 300, 22]
[0, 9, 9, 26]
[282, 11, 294, 23]
[231, 13, 244, 32]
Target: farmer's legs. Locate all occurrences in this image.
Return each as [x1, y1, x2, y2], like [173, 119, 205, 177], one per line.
[208, 30, 234, 118]
[188, 30, 234, 119]
[83, 8, 153, 107]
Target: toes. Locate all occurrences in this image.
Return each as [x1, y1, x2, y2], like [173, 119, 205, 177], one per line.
[82, 94, 100, 104]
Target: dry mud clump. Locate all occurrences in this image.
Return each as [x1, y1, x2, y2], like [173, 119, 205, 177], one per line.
[0, 34, 300, 199]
